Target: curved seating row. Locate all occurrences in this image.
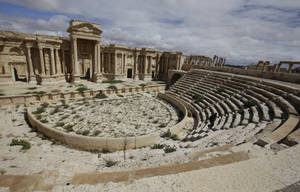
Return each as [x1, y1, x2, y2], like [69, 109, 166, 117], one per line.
[168, 69, 300, 148]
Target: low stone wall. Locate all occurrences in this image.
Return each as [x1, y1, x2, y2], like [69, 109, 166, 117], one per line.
[158, 93, 189, 135]
[187, 65, 300, 84]
[26, 92, 188, 151]
[0, 84, 166, 106]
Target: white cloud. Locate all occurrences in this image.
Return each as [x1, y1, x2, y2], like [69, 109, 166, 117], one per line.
[0, 0, 300, 65]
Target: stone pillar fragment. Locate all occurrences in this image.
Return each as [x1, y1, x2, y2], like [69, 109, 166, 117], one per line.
[288, 64, 293, 73]
[38, 47, 45, 75]
[50, 47, 55, 75]
[55, 48, 61, 74]
[26, 47, 33, 75]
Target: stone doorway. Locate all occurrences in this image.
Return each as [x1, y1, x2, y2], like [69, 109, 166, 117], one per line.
[13, 67, 27, 82]
[127, 68, 132, 78]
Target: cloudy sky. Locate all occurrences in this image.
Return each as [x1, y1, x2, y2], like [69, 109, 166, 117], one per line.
[0, 0, 299, 65]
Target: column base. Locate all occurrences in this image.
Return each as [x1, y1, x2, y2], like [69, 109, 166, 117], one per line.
[28, 75, 38, 85]
[72, 74, 81, 83]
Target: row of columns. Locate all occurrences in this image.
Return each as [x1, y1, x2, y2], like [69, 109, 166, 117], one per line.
[273, 63, 295, 73]
[26, 45, 65, 77]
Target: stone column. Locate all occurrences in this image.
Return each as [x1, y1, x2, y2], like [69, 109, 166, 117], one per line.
[101, 52, 104, 73]
[123, 54, 126, 74]
[72, 37, 79, 75]
[276, 63, 281, 72]
[114, 53, 117, 75]
[50, 47, 55, 75]
[38, 46, 45, 75]
[288, 64, 293, 73]
[26, 47, 33, 76]
[97, 43, 101, 74]
[92, 41, 98, 81]
[143, 55, 146, 74]
[148, 56, 151, 74]
[61, 49, 65, 73]
[55, 48, 61, 74]
[272, 64, 277, 72]
[133, 54, 139, 79]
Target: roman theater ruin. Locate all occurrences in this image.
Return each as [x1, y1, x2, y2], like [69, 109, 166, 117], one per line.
[1, 20, 300, 191]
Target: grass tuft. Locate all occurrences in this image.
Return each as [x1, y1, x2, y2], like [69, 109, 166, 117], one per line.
[10, 139, 31, 150]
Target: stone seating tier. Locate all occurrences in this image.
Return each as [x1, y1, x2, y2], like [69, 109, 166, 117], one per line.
[168, 69, 300, 147]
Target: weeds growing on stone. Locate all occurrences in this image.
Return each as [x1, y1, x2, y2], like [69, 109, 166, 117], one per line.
[32, 107, 45, 114]
[10, 139, 31, 150]
[102, 80, 123, 84]
[93, 130, 101, 136]
[55, 122, 65, 127]
[107, 85, 117, 90]
[170, 135, 179, 141]
[151, 143, 165, 149]
[163, 145, 177, 153]
[105, 160, 117, 167]
[63, 124, 74, 132]
[217, 87, 225, 93]
[40, 119, 48, 123]
[244, 99, 258, 108]
[192, 94, 204, 103]
[159, 123, 166, 128]
[139, 83, 147, 87]
[41, 102, 49, 108]
[76, 86, 89, 93]
[82, 130, 90, 136]
[94, 93, 107, 99]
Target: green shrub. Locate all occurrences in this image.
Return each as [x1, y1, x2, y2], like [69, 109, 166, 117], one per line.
[105, 160, 117, 167]
[152, 120, 159, 124]
[63, 124, 74, 132]
[82, 130, 90, 136]
[244, 99, 258, 108]
[28, 87, 37, 90]
[170, 135, 179, 141]
[139, 83, 147, 87]
[55, 122, 65, 127]
[76, 86, 89, 93]
[192, 94, 204, 103]
[94, 93, 107, 99]
[37, 91, 46, 95]
[10, 139, 31, 150]
[117, 94, 124, 97]
[159, 123, 166, 128]
[35, 114, 42, 120]
[71, 111, 76, 114]
[102, 80, 123, 84]
[63, 104, 69, 109]
[107, 85, 117, 90]
[151, 144, 165, 149]
[51, 89, 60, 93]
[164, 145, 177, 153]
[0, 93, 5, 96]
[40, 119, 48, 123]
[93, 130, 101, 136]
[102, 149, 110, 153]
[32, 107, 45, 114]
[40, 102, 49, 108]
[217, 87, 225, 93]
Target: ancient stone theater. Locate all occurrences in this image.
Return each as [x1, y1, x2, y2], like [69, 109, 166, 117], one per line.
[1, 20, 300, 191]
